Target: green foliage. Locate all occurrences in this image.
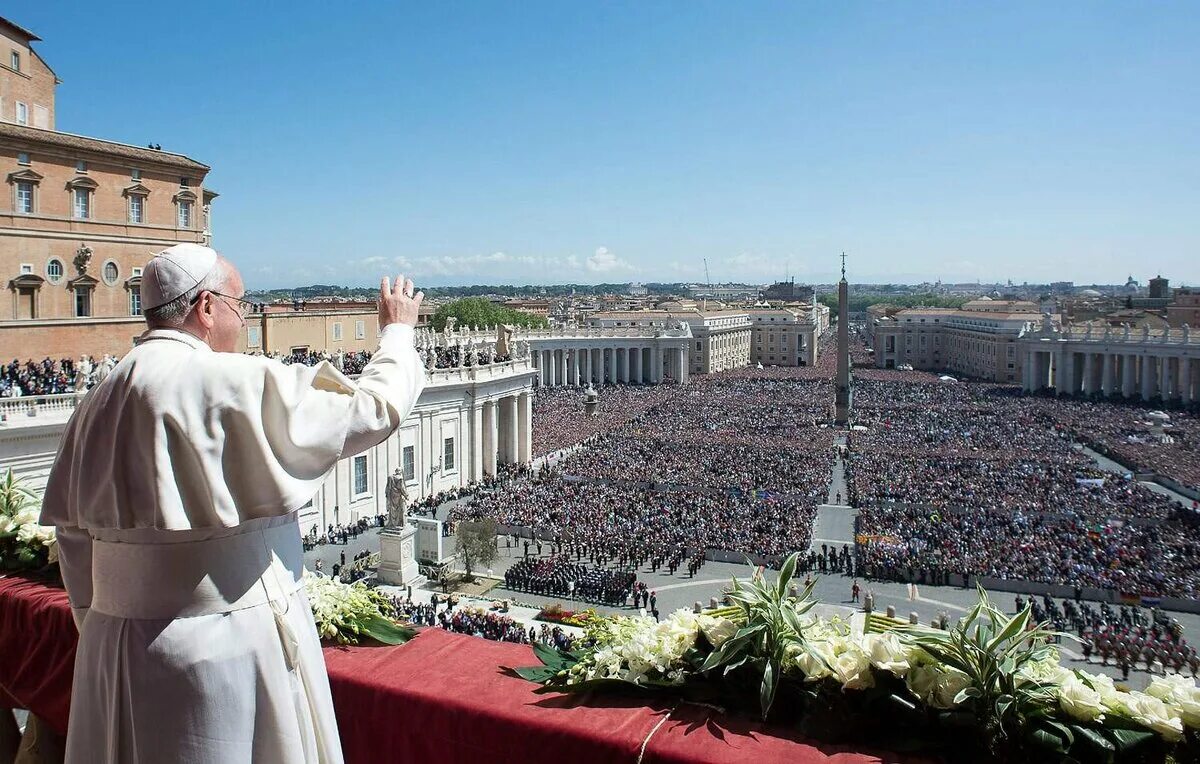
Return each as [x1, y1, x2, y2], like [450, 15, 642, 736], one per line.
[700, 553, 824, 720]
[430, 298, 548, 332]
[899, 586, 1066, 754]
[455, 518, 500, 581]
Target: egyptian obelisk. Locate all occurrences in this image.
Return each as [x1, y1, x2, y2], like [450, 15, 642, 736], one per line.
[834, 253, 852, 425]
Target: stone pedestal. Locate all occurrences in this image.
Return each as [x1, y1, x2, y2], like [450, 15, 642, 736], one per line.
[377, 524, 425, 587]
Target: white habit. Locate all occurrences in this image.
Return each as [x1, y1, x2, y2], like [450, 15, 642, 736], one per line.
[42, 324, 425, 763]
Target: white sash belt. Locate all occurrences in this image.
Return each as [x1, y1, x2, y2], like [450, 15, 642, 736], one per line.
[90, 521, 305, 620]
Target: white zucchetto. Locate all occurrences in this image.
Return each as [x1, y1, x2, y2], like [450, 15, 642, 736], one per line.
[141, 243, 219, 311]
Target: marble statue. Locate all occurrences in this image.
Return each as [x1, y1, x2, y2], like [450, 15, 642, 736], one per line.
[333, 348, 345, 373]
[386, 467, 408, 528]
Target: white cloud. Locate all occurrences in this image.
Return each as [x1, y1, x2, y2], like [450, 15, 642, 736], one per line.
[586, 247, 633, 274]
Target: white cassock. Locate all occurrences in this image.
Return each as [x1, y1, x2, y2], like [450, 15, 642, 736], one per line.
[42, 324, 425, 763]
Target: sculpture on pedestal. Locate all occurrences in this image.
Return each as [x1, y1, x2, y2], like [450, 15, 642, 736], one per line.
[386, 467, 408, 528]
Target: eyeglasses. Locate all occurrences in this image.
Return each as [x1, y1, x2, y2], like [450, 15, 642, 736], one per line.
[190, 290, 255, 318]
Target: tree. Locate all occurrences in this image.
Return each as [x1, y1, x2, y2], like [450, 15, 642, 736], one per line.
[430, 298, 548, 332]
[455, 519, 499, 582]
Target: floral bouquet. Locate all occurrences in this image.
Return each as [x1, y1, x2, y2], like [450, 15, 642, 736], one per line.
[0, 470, 56, 573]
[516, 553, 1200, 762]
[303, 570, 414, 646]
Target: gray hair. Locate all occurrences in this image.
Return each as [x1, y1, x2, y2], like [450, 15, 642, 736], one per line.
[143, 259, 230, 327]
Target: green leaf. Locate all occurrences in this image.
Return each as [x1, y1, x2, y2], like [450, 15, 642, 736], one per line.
[985, 607, 1030, 654]
[532, 641, 567, 669]
[360, 614, 415, 646]
[1105, 727, 1156, 752]
[759, 658, 780, 720]
[776, 553, 797, 600]
[1029, 725, 1069, 754]
[514, 665, 564, 683]
[1073, 726, 1116, 753]
[953, 686, 981, 705]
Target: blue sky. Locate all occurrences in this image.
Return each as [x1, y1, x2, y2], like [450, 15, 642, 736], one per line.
[21, 2, 1200, 288]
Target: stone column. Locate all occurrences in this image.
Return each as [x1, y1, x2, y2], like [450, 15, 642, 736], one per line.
[622, 348, 631, 383]
[1121, 354, 1136, 398]
[1140, 355, 1155, 401]
[482, 400, 498, 476]
[518, 392, 532, 463]
[1101, 353, 1115, 397]
[1181, 357, 1193, 404]
[678, 347, 689, 385]
[584, 348, 593, 385]
[471, 402, 484, 480]
[1021, 349, 1033, 391]
[608, 348, 617, 384]
[630, 347, 641, 384]
[654, 347, 664, 383]
[1081, 353, 1095, 395]
[1162, 357, 1176, 400]
[501, 396, 519, 464]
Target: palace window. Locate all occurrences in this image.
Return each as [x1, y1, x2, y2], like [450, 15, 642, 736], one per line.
[177, 200, 193, 228]
[76, 160, 88, 173]
[73, 188, 91, 219]
[9, 51, 18, 71]
[332, 322, 343, 342]
[46, 258, 63, 283]
[353, 455, 369, 496]
[355, 320, 365, 339]
[131, 169, 142, 181]
[129, 286, 141, 316]
[16, 101, 28, 125]
[15, 181, 33, 213]
[443, 437, 455, 471]
[102, 261, 119, 285]
[402, 445, 415, 481]
[17, 152, 29, 166]
[74, 287, 91, 317]
[129, 194, 144, 223]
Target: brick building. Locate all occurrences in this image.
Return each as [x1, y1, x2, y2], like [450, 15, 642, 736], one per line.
[0, 16, 213, 359]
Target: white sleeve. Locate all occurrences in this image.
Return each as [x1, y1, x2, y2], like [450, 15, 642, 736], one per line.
[338, 323, 426, 458]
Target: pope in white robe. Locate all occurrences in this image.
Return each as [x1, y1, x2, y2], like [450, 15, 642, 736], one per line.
[42, 244, 427, 763]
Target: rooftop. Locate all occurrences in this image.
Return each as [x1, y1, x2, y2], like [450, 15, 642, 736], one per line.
[0, 123, 210, 172]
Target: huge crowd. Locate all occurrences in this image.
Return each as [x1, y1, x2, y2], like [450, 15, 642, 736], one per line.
[850, 377, 1200, 597]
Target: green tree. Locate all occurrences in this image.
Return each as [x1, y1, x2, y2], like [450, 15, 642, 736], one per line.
[430, 297, 549, 331]
[455, 519, 499, 582]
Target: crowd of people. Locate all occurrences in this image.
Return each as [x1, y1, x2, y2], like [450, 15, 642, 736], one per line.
[387, 594, 577, 649]
[1022, 594, 1197, 677]
[504, 557, 637, 606]
[1, 356, 118, 396]
[530, 385, 677, 456]
[849, 377, 1200, 597]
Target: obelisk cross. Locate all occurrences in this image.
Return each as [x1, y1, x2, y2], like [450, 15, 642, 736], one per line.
[840, 251, 846, 280]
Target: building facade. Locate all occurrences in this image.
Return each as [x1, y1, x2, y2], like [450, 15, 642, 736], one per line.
[1019, 322, 1199, 404]
[746, 306, 823, 367]
[0, 17, 213, 360]
[584, 309, 753, 376]
[0, 348, 537, 536]
[1168, 290, 1200, 329]
[872, 303, 1047, 382]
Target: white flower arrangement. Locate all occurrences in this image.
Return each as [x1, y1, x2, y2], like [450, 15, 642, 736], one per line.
[519, 553, 1200, 762]
[0, 470, 56, 572]
[302, 570, 412, 645]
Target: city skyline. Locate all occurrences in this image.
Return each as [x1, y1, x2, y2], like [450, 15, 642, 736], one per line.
[18, 2, 1200, 288]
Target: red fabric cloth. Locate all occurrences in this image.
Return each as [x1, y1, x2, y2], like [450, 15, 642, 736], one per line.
[0, 576, 76, 737]
[1, 576, 920, 763]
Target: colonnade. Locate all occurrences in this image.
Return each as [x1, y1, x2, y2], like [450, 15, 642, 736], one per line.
[532, 345, 690, 387]
[1023, 347, 1197, 404]
[473, 391, 532, 479]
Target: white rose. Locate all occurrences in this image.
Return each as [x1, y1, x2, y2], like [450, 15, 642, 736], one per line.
[16, 522, 38, 545]
[832, 647, 875, 690]
[1057, 672, 1106, 723]
[862, 633, 912, 677]
[701, 618, 738, 648]
[13, 507, 38, 527]
[933, 669, 973, 710]
[906, 663, 939, 704]
[1112, 691, 1184, 742]
[794, 641, 835, 681]
[1147, 675, 1200, 729]
[0, 515, 13, 535]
